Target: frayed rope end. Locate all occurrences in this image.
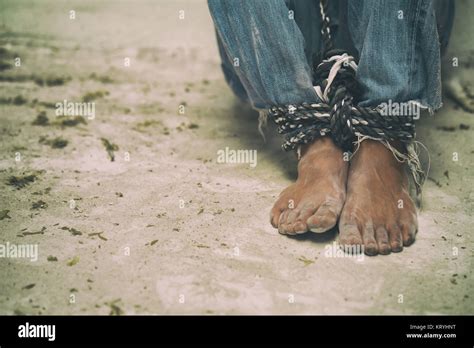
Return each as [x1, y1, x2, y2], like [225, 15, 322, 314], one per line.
[258, 110, 268, 143]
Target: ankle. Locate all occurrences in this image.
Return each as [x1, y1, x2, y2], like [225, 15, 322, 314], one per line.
[300, 137, 341, 158]
[356, 140, 405, 171]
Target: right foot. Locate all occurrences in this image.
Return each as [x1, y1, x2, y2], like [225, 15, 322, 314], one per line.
[270, 137, 348, 235]
[445, 76, 474, 113]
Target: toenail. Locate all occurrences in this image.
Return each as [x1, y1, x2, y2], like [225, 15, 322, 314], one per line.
[307, 216, 337, 233]
[294, 224, 307, 234]
[390, 243, 403, 252]
[403, 236, 415, 246]
[340, 236, 361, 246]
[379, 245, 391, 255]
[364, 244, 378, 256]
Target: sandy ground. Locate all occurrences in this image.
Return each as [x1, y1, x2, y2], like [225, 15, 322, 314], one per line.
[0, 0, 473, 315]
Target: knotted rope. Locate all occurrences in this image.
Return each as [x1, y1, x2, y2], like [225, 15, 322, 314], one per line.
[268, 0, 426, 202]
[270, 49, 416, 152]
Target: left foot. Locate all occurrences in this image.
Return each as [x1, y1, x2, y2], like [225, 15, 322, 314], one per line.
[338, 140, 418, 256]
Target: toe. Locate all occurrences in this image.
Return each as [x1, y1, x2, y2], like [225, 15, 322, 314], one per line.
[283, 217, 299, 236]
[278, 210, 290, 235]
[388, 224, 403, 252]
[285, 208, 300, 231]
[361, 223, 378, 256]
[270, 193, 295, 229]
[270, 205, 284, 228]
[307, 204, 339, 233]
[291, 203, 316, 234]
[279, 210, 298, 236]
[292, 220, 308, 234]
[401, 222, 417, 246]
[459, 86, 474, 111]
[338, 223, 363, 248]
[464, 83, 474, 100]
[375, 226, 391, 255]
[283, 208, 302, 235]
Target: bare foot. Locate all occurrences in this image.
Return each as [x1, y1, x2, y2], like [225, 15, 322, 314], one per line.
[270, 137, 348, 235]
[338, 140, 418, 256]
[445, 76, 474, 113]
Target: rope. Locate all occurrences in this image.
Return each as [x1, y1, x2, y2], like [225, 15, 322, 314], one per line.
[269, 50, 416, 152]
[268, 0, 425, 201]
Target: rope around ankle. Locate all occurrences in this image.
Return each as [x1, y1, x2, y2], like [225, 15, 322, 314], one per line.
[269, 49, 416, 152]
[268, 0, 425, 202]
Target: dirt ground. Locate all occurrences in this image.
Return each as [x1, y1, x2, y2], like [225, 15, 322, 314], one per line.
[0, 0, 473, 315]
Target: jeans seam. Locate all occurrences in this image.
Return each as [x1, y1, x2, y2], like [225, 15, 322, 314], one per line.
[408, 1, 422, 94]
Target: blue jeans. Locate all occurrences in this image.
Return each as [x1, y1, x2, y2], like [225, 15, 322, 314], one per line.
[208, 0, 454, 112]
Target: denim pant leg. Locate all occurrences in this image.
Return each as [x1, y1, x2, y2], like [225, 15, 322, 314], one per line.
[208, 0, 320, 110]
[210, 0, 454, 113]
[347, 0, 449, 110]
[215, 33, 250, 105]
[433, 0, 455, 56]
